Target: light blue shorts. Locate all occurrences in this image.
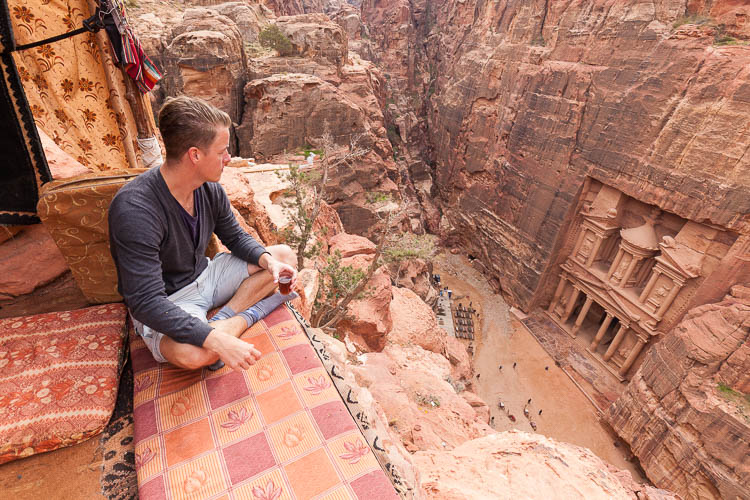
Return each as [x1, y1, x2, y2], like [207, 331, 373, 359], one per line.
[132, 252, 250, 363]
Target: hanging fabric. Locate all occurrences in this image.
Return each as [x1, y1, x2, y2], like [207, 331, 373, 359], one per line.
[101, 0, 161, 93]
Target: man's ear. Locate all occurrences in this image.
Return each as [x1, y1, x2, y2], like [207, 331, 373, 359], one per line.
[187, 146, 200, 164]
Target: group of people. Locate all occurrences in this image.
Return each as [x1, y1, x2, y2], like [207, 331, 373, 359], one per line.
[486, 364, 543, 432]
[491, 397, 539, 431]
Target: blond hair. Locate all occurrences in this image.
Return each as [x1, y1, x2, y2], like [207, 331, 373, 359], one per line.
[158, 96, 231, 161]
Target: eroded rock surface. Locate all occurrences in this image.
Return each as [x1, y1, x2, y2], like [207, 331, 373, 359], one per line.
[607, 285, 750, 498]
[352, 344, 491, 453]
[360, 0, 750, 309]
[414, 432, 678, 500]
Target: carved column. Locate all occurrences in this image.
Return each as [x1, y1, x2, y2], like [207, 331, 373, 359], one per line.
[619, 255, 640, 287]
[619, 336, 647, 377]
[571, 296, 594, 336]
[561, 287, 582, 323]
[548, 275, 567, 313]
[590, 313, 614, 350]
[586, 238, 604, 267]
[656, 281, 683, 317]
[571, 229, 588, 259]
[604, 324, 628, 361]
[608, 248, 625, 279]
[639, 269, 660, 302]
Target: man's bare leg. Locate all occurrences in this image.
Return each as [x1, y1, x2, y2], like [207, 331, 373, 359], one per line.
[159, 244, 296, 370]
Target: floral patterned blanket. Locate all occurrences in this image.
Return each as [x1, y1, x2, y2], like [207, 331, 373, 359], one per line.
[131, 304, 399, 500]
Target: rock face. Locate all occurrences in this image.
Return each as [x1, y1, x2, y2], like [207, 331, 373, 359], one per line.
[388, 286, 445, 354]
[389, 257, 436, 304]
[219, 167, 278, 245]
[606, 285, 750, 499]
[237, 70, 401, 234]
[0, 225, 87, 319]
[360, 0, 750, 310]
[212, 2, 269, 43]
[157, 8, 248, 142]
[336, 267, 393, 351]
[414, 432, 678, 500]
[275, 14, 348, 71]
[352, 344, 491, 453]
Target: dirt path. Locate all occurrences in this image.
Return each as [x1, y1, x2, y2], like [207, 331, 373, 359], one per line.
[434, 252, 647, 482]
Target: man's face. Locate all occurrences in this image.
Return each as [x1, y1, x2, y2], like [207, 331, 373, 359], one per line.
[195, 127, 231, 183]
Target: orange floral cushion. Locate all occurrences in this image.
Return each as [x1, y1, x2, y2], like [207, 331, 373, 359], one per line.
[0, 303, 128, 464]
[131, 305, 399, 500]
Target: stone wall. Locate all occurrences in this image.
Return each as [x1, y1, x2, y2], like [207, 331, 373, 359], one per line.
[606, 285, 750, 498]
[360, 0, 750, 310]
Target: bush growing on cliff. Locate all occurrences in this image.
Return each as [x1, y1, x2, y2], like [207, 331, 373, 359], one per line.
[259, 24, 294, 56]
[671, 14, 712, 30]
[276, 131, 369, 270]
[312, 197, 411, 329]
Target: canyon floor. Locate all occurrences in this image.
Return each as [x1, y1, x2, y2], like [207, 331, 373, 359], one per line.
[433, 252, 647, 483]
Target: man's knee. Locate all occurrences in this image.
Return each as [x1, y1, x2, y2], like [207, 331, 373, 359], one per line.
[179, 349, 218, 370]
[270, 244, 297, 268]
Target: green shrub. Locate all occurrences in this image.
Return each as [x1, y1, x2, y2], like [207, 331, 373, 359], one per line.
[672, 14, 712, 30]
[258, 25, 294, 56]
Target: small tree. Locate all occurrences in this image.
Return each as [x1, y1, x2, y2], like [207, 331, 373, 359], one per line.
[258, 24, 294, 56]
[311, 199, 412, 329]
[277, 131, 369, 270]
[278, 134, 432, 331]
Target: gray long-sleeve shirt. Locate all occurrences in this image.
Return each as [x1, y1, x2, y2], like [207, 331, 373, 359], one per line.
[108, 167, 268, 347]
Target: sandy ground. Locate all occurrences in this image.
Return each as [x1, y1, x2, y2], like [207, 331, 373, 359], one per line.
[434, 252, 647, 482]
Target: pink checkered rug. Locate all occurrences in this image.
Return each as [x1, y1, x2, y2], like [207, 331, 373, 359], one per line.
[130, 305, 399, 500]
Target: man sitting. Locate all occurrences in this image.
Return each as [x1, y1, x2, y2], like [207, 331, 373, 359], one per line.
[109, 96, 297, 372]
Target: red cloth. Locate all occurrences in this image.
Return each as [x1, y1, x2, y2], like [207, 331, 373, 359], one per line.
[0, 303, 128, 464]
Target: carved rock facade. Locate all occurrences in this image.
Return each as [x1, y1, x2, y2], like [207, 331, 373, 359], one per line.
[546, 180, 740, 380]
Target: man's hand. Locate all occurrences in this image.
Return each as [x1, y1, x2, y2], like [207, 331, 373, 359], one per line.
[261, 254, 298, 288]
[203, 327, 261, 372]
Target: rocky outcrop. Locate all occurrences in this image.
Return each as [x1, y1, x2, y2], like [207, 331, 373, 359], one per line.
[352, 344, 491, 453]
[336, 267, 393, 351]
[414, 432, 678, 500]
[389, 257, 436, 304]
[157, 8, 248, 138]
[606, 285, 750, 499]
[275, 15, 348, 70]
[261, 0, 305, 17]
[219, 167, 278, 245]
[329, 232, 376, 257]
[237, 71, 401, 234]
[0, 224, 88, 319]
[212, 2, 269, 43]
[388, 286, 445, 354]
[360, 0, 750, 310]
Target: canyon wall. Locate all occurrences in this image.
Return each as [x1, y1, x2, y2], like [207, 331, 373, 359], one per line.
[606, 285, 750, 498]
[356, 1, 750, 497]
[360, 0, 750, 310]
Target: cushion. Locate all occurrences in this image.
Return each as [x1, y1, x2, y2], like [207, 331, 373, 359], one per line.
[0, 303, 128, 464]
[131, 304, 399, 500]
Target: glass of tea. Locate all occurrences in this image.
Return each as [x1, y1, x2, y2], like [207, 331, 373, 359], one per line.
[278, 271, 293, 295]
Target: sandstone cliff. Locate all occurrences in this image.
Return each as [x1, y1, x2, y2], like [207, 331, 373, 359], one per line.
[132, 4, 420, 236]
[607, 285, 750, 498]
[360, 0, 750, 309]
